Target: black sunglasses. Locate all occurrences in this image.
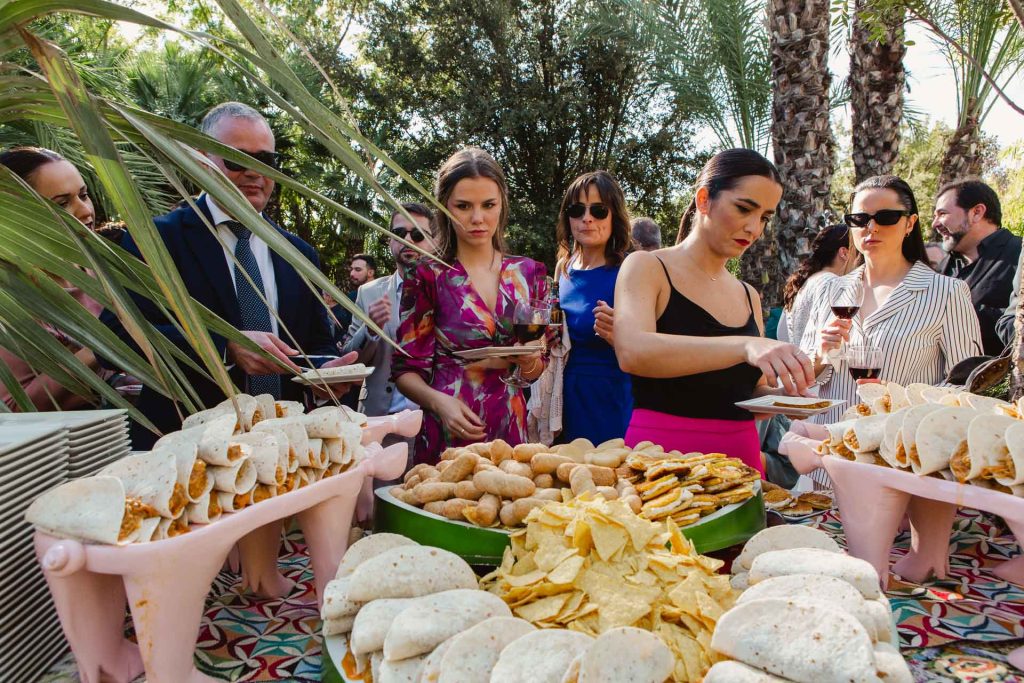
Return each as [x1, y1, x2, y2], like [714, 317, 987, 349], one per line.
[844, 209, 911, 228]
[221, 150, 280, 172]
[566, 203, 610, 220]
[392, 226, 427, 242]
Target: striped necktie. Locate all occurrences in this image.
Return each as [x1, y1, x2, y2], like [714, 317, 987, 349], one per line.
[224, 221, 281, 398]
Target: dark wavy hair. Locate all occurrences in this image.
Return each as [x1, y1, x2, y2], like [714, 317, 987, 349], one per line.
[434, 147, 509, 262]
[0, 146, 63, 183]
[676, 148, 783, 243]
[555, 170, 631, 276]
[783, 224, 854, 310]
[850, 174, 928, 265]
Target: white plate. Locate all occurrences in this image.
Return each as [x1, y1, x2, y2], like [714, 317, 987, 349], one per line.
[291, 366, 375, 386]
[734, 395, 845, 417]
[0, 410, 124, 431]
[0, 435, 67, 471]
[68, 422, 128, 444]
[0, 426, 66, 455]
[453, 346, 538, 361]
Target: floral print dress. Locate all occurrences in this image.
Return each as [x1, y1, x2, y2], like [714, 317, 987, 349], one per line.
[392, 255, 549, 464]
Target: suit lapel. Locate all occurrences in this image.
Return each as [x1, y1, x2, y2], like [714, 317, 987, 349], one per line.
[181, 201, 240, 326]
[386, 273, 402, 339]
[863, 262, 933, 331]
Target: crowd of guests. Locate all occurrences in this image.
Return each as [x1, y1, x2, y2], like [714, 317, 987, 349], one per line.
[3, 100, 1021, 482]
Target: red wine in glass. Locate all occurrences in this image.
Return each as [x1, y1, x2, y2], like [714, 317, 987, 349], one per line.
[848, 366, 882, 381]
[831, 305, 860, 320]
[513, 323, 545, 344]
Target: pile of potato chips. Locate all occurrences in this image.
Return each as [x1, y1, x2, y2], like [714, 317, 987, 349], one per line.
[480, 495, 736, 681]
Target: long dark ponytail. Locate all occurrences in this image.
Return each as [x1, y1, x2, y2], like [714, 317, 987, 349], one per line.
[782, 224, 853, 310]
[676, 148, 783, 244]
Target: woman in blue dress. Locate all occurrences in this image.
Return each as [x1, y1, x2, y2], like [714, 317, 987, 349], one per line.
[554, 170, 634, 444]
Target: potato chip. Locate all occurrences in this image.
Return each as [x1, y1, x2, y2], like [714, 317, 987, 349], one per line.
[514, 593, 570, 622]
[548, 555, 586, 585]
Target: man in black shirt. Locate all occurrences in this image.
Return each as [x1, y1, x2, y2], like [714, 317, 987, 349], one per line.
[934, 179, 1021, 356]
[997, 261, 1019, 348]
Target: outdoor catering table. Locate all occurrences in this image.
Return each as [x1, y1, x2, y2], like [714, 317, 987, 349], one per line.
[779, 420, 1024, 671]
[33, 410, 421, 683]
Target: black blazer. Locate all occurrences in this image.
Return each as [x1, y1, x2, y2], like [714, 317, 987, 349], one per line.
[101, 199, 335, 448]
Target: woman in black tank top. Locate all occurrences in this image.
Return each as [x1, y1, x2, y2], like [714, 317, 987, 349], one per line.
[614, 149, 816, 477]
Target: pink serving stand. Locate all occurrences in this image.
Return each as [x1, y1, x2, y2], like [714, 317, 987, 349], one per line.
[779, 422, 1024, 671]
[34, 409, 422, 683]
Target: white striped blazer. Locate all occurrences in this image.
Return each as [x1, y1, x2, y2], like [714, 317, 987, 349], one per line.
[799, 261, 983, 424]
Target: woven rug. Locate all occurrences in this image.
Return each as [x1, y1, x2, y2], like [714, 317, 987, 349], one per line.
[40, 511, 1024, 682]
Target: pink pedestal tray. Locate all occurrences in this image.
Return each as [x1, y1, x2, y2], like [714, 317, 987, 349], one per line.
[33, 410, 422, 683]
[779, 421, 1024, 671]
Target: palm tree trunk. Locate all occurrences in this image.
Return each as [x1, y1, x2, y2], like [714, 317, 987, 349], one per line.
[938, 102, 984, 188]
[749, 0, 835, 308]
[849, 0, 906, 182]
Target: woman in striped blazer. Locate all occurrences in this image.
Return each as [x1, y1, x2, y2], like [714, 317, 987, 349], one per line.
[800, 175, 982, 424]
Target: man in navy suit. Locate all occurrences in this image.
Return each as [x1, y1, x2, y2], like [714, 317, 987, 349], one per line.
[103, 102, 355, 448]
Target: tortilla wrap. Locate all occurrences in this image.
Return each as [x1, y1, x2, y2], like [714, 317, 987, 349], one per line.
[185, 490, 223, 524]
[735, 525, 840, 571]
[905, 382, 931, 406]
[856, 383, 888, 413]
[958, 393, 1009, 414]
[895, 404, 943, 470]
[370, 653, 382, 683]
[959, 414, 1015, 482]
[731, 572, 750, 590]
[231, 432, 285, 485]
[99, 451, 185, 519]
[274, 399, 304, 418]
[323, 438, 344, 465]
[912, 407, 978, 476]
[738, 574, 881, 641]
[193, 413, 246, 466]
[253, 417, 314, 467]
[325, 462, 348, 477]
[304, 406, 346, 439]
[383, 588, 510, 660]
[879, 408, 909, 468]
[153, 441, 213, 503]
[347, 546, 476, 601]
[322, 615, 355, 637]
[711, 598, 877, 683]
[349, 597, 418, 656]
[181, 404, 233, 430]
[436, 617, 536, 683]
[150, 513, 189, 541]
[307, 438, 327, 468]
[489, 629, 594, 683]
[215, 489, 253, 513]
[921, 386, 959, 406]
[825, 420, 855, 448]
[210, 455, 257, 494]
[251, 482, 276, 504]
[560, 654, 582, 683]
[336, 533, 420, 578]
[321, 577, 362, 621]
[844, 414, 887, 454]
[748, 547, 881, 599]
[576, 627, 675, 683]
[26, 476, 159, 545]
[298, 466, 323, 487]
[993, 422, 1024, 486]
[874, 643, 912, 683]
[419, 638, 453, 683]
[886, 383, 910, 412]
[214, 394, 259, 431]
[703, 661, 792, 682]
[377, 654, 425, 683]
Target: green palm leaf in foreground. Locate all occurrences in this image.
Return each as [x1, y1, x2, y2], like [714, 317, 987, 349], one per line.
[0, 0, 437, 434]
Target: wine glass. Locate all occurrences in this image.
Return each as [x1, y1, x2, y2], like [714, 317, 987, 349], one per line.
[846, 345, 883, 382]
[503, 299, 551, 388]
[829, 276, 865, 362]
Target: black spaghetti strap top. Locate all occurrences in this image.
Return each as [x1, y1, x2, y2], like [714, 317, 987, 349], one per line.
[631, 257, 763, 421]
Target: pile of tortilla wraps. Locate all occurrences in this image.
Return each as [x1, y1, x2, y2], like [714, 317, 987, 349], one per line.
[322, 532, 677, 683]
[25, 395, 367, 545]
[709, 526, 912, 683]
[816, 381, 1024, 493]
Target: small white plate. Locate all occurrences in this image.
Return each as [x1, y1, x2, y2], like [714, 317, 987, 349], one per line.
[291, 366, 375, 386]
[734, 395, 845, 417]
[453, 346, 538, 361]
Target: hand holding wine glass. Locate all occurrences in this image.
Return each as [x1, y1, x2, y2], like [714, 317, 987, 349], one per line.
[503, 299, 551, 388]
[824, 277, 865, 363]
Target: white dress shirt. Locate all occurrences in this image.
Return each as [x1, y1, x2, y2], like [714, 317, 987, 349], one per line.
[778, 271, 837, 344]
[204, 195, 279, 334]
[800, 262, 983, 424]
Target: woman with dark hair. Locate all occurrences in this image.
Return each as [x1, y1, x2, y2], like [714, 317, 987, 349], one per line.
[552, 170, 632, 444]
[777, 225, 858, 344]
[394, 147, 549, 464]
[615, 149, 816, 474]
[801, 174, 982, 423]
[0, 146, 117, 410]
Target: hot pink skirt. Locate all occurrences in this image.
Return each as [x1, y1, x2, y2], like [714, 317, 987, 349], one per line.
[625, 409, 763, 474]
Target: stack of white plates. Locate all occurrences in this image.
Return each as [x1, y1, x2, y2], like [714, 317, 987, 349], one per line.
[60, 410, 131, 478]
[0, 423, 70, 680]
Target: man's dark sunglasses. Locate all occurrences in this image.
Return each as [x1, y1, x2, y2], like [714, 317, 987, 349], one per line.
[222, 150, 280, 172]
[844, 209, 911, 228]
[393, 226, 427, 242]
[566, 202, 610, 220]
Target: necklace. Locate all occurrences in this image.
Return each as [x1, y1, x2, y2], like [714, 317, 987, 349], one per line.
[684, 249, 723, 282]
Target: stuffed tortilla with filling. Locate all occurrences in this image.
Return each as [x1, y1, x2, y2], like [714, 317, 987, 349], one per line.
[26, 476, 160, 545]
[912, 407, 978, 476]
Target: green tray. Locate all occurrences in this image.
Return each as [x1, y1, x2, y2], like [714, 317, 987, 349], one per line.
[679, 483, 766, 553]
[373, 487, 512, 565]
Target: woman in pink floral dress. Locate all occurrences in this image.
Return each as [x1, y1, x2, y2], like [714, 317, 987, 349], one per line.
[394, 148, 549, 465]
